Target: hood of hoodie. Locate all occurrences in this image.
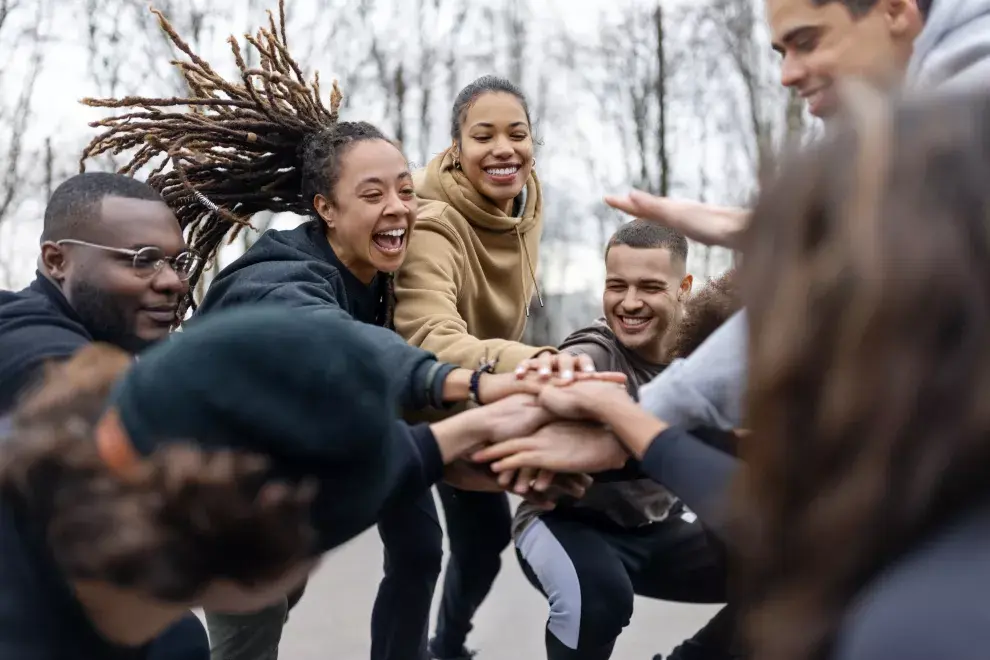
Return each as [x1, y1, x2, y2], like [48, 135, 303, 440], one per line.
[907, 0, 990, 89]
[198, 220, 389, 326]
[414, 147, 542, 235]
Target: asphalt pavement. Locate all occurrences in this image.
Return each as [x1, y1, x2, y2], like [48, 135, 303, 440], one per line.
[273, 495, 721, 660]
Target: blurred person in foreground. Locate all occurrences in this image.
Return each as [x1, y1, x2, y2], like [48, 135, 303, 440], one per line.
[481, 86, 990, 660]
[606, 0, 989, 437]
[0, 306, 592, 660]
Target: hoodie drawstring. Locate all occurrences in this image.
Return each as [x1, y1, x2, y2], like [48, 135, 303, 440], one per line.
[516, 226, 543, 318]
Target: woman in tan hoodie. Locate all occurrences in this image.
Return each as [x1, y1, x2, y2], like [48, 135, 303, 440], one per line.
[394, 76, 590, 660]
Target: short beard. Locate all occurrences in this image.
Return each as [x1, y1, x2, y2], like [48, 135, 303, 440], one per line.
[68, 279, 151, 354]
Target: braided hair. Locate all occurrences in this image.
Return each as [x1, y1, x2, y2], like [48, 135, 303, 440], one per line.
[79, 0, 392, 314]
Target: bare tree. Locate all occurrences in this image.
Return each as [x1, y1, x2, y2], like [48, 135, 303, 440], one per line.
[0, 0, 51, 286]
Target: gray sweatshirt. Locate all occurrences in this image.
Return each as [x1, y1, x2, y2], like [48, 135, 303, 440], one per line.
[907, 0, 990, 91]
[638, 7, 990, 431]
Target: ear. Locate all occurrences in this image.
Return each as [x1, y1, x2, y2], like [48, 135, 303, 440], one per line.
[678, 274, 693, 300]
[887, 0, 921, 37]
[40, 241, 69, 281]
[450, 141, 460, 161]
[313, 194, 335, 230]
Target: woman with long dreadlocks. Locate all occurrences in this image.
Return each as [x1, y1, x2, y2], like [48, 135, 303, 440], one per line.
[79, 4, 617, 660]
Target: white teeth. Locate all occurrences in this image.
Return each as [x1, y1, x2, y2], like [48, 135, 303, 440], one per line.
[486, 166, 519, 176]
[620, 317, 649, 326]
[377, 229, 406, 237]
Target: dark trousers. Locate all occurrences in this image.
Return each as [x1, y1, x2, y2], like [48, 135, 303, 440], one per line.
[431, 485, 512, 655]
[149, 613, 210, 660]
[516, 509, 734, 660]
[371, 489, 444, 660]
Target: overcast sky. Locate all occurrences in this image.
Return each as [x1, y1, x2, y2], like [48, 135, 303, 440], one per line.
[1, 0, 736, 294]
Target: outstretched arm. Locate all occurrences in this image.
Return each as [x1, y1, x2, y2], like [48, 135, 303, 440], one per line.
[393, 217, 554, 373]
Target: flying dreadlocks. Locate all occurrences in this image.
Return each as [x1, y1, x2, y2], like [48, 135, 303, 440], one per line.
[79, 0, 342, 309]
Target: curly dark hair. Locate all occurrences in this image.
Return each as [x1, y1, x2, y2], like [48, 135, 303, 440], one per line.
[0, 344, 316, 602]
[664, 268, 740, 362]
[78, 0, 396, 314]
[736, 87, 990, 660]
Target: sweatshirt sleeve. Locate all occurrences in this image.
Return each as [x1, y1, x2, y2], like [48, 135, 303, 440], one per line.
[394, 216, 551, 373]
[640, 426, 740, 545]
[637, 309, 748, 431]
[381, 422, 445, 509]
[909, 8, 990, 92]
[198, 264, 455, 411]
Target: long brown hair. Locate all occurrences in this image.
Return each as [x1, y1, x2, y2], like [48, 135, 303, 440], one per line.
[0, 344, 316, 602]
[736, 87, 990, 660]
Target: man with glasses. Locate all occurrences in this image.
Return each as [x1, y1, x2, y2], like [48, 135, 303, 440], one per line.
[0, 172, 206, 659]
[0, 172, 199, 415]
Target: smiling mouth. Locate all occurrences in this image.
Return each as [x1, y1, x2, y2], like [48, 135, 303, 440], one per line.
[373, 228, 407, 254]
[618, 316, 652, 331]
[484, 165, 521, 182]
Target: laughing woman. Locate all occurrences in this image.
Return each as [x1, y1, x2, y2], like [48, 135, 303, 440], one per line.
[393, 76, 593, 660]
[79, 7, 552, 660]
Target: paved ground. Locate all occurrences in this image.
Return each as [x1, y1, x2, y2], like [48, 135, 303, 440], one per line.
[271, 495, 721, 660]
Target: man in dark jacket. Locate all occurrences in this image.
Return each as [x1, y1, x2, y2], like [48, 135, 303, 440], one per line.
[0, 172, 196, 415]
[0, 171, 207, 659]
[511, 221, 739, 660]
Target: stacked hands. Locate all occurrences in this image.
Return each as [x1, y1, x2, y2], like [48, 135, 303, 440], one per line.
[435, 353, 640, 510]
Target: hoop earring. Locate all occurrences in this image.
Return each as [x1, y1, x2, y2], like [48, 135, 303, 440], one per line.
[532, 158, 537, 167]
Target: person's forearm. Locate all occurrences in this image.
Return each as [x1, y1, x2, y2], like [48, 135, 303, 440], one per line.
[440, 368, 472, 403]
[638, 427, 740, 545]
[428, 406, 494, 462]
[585, 392, 668, 459]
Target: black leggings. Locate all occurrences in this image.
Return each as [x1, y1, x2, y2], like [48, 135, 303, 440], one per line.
[432, 484, 513, 653]
[516, 509, 733, 660]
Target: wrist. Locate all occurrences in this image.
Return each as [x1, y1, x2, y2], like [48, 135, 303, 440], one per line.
[441, 368, 472, 403]
[429, 408, 494, 463]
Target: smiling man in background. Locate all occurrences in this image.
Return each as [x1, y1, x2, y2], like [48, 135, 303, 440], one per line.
[0, 172, 196, 415]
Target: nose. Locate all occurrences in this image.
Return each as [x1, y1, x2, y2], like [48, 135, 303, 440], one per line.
[780, 53, 806, 89]
[492, 135, 514, 158]
[621, 289, 644, 313]
[151, 260, 188, 295]
[383, 188, 412, 217]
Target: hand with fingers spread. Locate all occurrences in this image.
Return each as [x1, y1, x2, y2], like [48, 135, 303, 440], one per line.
[537, 379, 633, 421]
[604, 190, 749, 249]
[475, 362, 626, 405]
[428, 393, 553, 464]
[472, 420, 630, 476]
[512, 351, 628, 386]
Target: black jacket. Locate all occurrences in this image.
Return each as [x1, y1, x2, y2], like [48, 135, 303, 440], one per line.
[194, 221, 454, 410]
[0, 274, 93, 415]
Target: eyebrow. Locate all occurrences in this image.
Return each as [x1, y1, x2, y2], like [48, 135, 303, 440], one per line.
[470, 121, 529, 130]
[356, 172, 412, 187]
[605, 277, 669, 286]
[772, 25, 819, 55]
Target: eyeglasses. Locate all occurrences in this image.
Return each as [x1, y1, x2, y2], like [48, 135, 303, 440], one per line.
[55, 239, 202, 281]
